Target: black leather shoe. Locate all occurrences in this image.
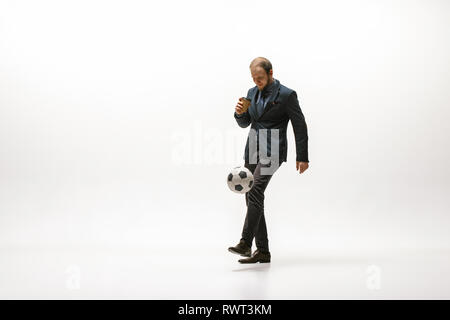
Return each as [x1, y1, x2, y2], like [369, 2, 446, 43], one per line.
[238, 249, 271, 263]
[228, 240, 251, 257]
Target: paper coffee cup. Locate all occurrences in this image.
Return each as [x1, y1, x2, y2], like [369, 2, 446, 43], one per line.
[240, 97, 251, 112]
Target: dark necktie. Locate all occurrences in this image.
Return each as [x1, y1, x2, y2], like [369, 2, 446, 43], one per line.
[256, 91, 266, 117]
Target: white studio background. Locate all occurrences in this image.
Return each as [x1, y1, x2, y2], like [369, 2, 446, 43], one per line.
[1, 0, 450, 298]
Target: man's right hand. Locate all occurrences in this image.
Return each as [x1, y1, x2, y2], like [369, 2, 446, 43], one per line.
[235, 97, 246, 115]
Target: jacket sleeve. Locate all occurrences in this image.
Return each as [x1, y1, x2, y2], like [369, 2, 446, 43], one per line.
[233, 89, 252, 128]
[286, 91, 309, 162]
[234, 111, 251, 128]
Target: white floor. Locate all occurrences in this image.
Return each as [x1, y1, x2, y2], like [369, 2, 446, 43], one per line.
[2, 244, 450, 299]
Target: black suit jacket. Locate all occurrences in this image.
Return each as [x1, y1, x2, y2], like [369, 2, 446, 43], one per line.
[234, 79, 309, 163]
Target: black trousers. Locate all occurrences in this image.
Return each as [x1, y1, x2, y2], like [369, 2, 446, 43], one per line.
[241, 160, 282, 253]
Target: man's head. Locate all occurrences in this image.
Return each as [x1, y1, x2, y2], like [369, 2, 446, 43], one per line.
[249, 57, 274, 91]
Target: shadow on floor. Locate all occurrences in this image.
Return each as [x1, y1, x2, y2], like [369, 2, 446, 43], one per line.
[232, 263, 271, 272]
[231, 252, 395, 272]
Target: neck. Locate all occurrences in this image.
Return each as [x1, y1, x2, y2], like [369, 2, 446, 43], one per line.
[260, 78, 274, 91]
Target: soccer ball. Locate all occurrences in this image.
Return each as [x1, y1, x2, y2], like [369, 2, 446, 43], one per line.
[227, 166, 254, 194]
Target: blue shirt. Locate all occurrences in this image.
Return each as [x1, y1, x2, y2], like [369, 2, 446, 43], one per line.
[256, 79, 276, 114]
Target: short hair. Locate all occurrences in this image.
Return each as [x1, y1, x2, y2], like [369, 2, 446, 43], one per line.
[249, 57, 272, 74]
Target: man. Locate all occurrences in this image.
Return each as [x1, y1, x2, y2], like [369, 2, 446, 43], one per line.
[228, 57, 309, 263]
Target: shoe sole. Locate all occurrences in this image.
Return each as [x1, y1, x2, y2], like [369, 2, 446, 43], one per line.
[228, 248, 251, 257]
[238, 260, 271, 264]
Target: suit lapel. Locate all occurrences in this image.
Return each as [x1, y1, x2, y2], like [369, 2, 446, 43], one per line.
[248, 88, 258, 120]
[247, 79, 281, 121]
[257, 79, 281, 120]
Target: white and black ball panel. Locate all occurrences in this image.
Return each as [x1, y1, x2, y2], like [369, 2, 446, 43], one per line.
[227, 166, 254, 194]
[238, 171, 247, 179]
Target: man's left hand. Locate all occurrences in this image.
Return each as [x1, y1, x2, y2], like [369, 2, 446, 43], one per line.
[296, 161, 309, 174]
